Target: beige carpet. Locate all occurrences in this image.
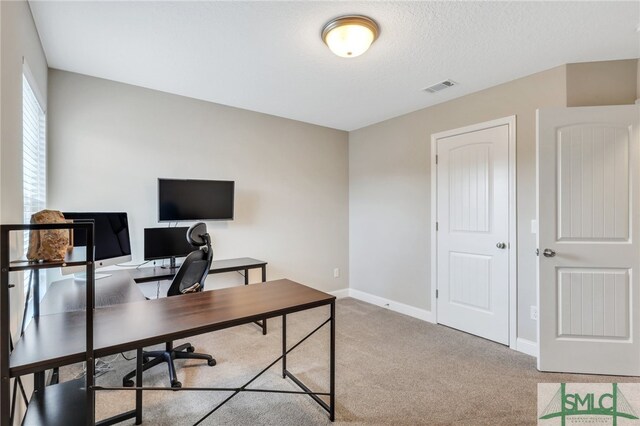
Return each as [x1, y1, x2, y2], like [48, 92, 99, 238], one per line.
[61, 297, 640, 425]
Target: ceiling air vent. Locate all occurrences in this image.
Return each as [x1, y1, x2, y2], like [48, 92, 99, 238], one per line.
[423, 80, 457, 93]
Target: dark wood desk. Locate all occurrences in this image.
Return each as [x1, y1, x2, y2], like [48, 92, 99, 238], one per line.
[130, 257, 269, 334]
[129, 257, 267, 284]
[11, 276, 330, 376]
[40, 257, 268, 315]
[42, 257, 269, 333]
[11, 273, 336, 425]
[41, 274, 147, 316]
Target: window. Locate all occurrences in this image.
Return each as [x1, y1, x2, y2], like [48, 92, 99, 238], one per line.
[22, 73, 47, 292]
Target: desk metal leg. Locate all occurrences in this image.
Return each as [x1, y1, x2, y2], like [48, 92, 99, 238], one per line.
[282, 314, 287, 378]
[0, 232, 9, 425]
[50, 367, 59, 385]
[32, 272, 45, 394]
[330, 301, 335, 421]
[8, 336, 27, 425]
[191, 310, 332, 425]
[33, 270, 40, 318]
[261, 266, 267, 335]
[244, 267, 268, 335]
[34, 371, 45, 392]
[135, 348, 143, 425]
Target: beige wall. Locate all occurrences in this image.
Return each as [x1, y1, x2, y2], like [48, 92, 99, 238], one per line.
[637, 59, 640, 101]
[349, 59, 638, 344]
[1, 0, 48, 334]
[567, 59, 638, 107]
[1, 1, 48, 223]
[350, 66, 568, 343]
[0, 0, 48, 415]
[47, 70, 349, 294]
[0, 2, 3, 226]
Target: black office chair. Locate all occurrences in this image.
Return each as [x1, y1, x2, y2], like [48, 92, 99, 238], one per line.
[123, 222, 216, 388]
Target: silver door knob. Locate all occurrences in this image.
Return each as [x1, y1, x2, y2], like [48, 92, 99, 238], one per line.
[496, 242, 507, 249]
[542, 248, 556, 258]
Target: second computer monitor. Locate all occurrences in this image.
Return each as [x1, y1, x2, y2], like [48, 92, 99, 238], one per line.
[144, 227, 194, 268]
[63, 212, 132, 271]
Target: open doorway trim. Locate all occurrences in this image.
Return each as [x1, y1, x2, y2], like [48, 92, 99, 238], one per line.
[430, 115, 517, 349]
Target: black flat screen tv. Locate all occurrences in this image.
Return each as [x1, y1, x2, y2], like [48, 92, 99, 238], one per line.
[158, 178, 234, 221]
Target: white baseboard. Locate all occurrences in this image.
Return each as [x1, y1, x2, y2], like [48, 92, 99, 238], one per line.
[348, 288, 435, 323]
[338, 287, 537, 356]
[329, 288, 350, 299]
[516, 337, 538, 358]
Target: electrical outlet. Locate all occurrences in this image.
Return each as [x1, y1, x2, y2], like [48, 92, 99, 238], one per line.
[530, 306, 539, 321]
[333, 268, 340, 278]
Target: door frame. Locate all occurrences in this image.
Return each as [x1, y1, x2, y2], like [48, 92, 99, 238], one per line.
[430, 115, 517, 349]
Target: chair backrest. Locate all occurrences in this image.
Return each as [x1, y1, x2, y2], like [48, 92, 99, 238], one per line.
[167, 223, 213, 297]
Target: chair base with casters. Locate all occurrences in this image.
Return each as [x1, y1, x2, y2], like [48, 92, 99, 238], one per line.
[123, 222, 217, 389]
[123, 341, 216, 388]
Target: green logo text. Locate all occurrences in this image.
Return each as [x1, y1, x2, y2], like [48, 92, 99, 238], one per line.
[540, 383, 638, 425]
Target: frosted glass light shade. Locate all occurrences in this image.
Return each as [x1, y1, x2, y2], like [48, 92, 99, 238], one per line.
[322, 16, 379, 58]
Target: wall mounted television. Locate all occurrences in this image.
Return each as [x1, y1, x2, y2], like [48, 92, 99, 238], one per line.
[158, 178, 234, 222]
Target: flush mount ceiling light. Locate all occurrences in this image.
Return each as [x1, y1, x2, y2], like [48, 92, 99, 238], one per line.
[321, 15, 379, 58]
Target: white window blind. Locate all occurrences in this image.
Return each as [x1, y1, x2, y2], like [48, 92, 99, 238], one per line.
[22, 73, 47, 291]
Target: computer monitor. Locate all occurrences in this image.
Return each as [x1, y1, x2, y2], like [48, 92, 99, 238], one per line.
[62, 212, 132, 279]
[144, 227, 194, 270]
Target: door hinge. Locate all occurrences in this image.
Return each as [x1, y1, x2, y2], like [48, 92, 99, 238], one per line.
[435, 222, 439, 231]
[435, 155, 438, 165]
[435, 289, 439, 299]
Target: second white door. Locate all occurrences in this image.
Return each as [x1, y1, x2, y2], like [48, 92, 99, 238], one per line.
[435, 121, 511, 345]
[537, 105, 640, 375]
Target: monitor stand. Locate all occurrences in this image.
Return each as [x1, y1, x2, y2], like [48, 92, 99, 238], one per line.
[73, 272, 112, 282]
[161, 256, 181, 271]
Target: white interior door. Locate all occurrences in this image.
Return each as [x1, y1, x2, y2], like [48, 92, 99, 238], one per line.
[436, 123, 511, 345]
[537, 105, 640, 375]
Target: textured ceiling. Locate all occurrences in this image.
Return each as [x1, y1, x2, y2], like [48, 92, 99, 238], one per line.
[30, 1, 640, 131]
